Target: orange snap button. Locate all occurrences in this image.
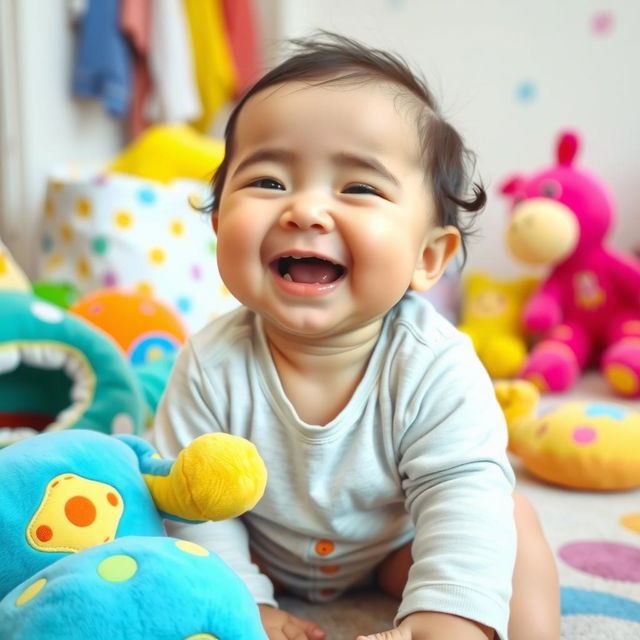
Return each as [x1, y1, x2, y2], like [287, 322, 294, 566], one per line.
[320, 564, 340, 574]
[314, 540, 335, 556]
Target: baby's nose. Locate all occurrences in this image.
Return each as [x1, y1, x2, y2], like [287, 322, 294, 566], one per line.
[280, 194, 335, 232]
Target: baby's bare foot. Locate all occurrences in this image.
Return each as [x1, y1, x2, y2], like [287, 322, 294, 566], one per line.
[259, 604, 326, 640]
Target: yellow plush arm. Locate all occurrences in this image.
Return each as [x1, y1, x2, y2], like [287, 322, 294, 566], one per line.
[144, 433, 267, 522]
[494, 379, 539, 452]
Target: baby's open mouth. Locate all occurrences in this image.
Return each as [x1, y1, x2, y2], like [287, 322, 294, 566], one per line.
[272, 256, 346, 284]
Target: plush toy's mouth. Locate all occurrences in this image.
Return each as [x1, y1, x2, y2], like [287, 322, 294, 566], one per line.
[272, 256, 346, 284]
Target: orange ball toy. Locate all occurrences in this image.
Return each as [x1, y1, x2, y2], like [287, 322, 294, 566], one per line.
[71, 290, 187, 365]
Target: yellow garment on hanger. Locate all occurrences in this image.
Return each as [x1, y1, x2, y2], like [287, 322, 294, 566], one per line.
[183, 0, 237, 132]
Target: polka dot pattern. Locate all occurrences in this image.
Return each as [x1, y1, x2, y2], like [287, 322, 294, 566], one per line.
[38, 169, 239, 332]
[15, 578, 47, 607]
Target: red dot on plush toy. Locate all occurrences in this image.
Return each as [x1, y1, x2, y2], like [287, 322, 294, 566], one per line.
[36, 525, 53, 542]
[65, 495, 97, 527]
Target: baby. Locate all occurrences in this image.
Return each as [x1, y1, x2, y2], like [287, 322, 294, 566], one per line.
[153, 32, 559, 640]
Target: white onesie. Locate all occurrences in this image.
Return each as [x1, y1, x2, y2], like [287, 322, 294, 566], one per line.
[153, 292, 516, 639]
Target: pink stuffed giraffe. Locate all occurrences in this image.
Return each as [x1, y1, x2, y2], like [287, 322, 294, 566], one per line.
[501, 130, 640, 397]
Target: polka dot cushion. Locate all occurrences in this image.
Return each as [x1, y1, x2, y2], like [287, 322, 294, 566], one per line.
[37, 167, 240, 334]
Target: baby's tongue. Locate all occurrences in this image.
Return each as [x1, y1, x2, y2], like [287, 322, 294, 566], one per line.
[288, 258, 340, 283]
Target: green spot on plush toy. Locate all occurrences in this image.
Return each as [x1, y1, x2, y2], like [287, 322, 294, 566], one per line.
[0, 429, 268, 639]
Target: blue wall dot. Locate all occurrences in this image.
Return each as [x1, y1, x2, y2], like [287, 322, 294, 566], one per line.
[516, 81, 537, 103]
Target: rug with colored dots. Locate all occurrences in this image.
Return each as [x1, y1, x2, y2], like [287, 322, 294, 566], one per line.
[284, 375, 640, 638]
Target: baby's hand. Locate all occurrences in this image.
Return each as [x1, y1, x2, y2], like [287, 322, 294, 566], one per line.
[259, 604, 326, 640]
[355, 611, 493, 640]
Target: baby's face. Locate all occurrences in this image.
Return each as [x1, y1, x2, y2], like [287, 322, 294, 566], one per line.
[214, 79, 438, 339]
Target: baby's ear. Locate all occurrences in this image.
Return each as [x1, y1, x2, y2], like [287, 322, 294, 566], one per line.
[212, 213, 219, 234]
[411, 226, 460, 292]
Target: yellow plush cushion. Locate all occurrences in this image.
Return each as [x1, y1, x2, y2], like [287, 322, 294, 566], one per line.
[496, 380, 640, 490]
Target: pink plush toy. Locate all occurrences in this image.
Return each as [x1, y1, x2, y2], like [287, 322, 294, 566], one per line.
[501, 130, 640, 397]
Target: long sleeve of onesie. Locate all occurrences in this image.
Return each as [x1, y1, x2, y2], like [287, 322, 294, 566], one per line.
[392, 332, 516, 639]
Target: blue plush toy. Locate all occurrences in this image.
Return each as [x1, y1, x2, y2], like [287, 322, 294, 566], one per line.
[0, 429, 268, 639]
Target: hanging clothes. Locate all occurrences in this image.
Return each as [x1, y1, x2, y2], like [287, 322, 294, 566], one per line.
[222, 0, 262, 98]
[72, 0, 133, 118]
[119, 0, 152, 138]
[146, 0, 202, 125]
[183, 0, 237, 133]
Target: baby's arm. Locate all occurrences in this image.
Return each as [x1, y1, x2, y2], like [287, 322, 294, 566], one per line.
[388, 339, 516, 640]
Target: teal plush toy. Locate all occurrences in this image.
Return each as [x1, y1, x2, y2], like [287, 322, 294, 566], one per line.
[0, 429, 268, 639]
[0, 291, 146, 446]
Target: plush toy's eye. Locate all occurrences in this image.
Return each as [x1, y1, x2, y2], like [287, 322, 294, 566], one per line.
[540, 179, 562, 198]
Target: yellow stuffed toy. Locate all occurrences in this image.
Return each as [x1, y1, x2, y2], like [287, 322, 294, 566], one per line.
[108, 124, 225, 184]
[459, 273, 538, 379]
[495, 379, 640, 490]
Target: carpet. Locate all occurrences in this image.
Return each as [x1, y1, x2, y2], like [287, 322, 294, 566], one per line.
[284, 375, 640, 638]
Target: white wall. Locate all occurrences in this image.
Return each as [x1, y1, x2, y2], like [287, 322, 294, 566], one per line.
[2, 0, 638, 277]
[274, 0, 640, 275]
[0, 0, 124, 274]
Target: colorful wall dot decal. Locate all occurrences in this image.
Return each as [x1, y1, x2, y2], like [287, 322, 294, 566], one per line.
[175, 540, 210, 556]
[15, 578, 47, 607]
[516, 80, 537, 103]
[592, 11, 614, 36]
[621, 513, 640, 535]
[561, 586, 640, 622]
[572, 426, 597, 445]
[191, 264, 203, 280]
[559, 541, 640, 582]
[97, 554, 138, 583]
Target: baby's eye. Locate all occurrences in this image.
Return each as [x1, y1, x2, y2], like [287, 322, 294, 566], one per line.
[342, 183, 380, 196]
[249, 178, 285, 190]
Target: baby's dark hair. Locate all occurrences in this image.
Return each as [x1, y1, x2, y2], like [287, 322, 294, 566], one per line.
[211, 31, 485, 261]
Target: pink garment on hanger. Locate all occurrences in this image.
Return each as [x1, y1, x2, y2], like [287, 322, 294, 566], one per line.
[120, 0, 152, 138]
[222, 0, 262, 98]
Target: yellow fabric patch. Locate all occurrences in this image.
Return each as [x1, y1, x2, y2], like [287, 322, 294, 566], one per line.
[15, 578, 47, 606]
[27, 473, 124, 553]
